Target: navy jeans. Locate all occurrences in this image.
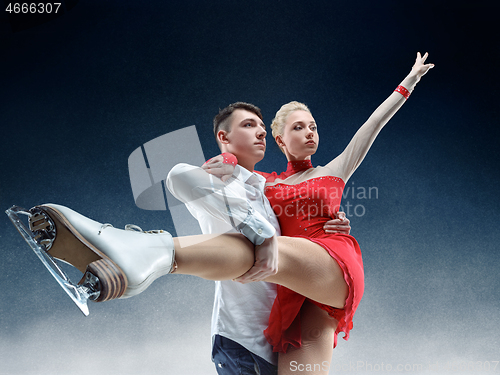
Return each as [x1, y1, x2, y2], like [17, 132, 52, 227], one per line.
[212, 335, 278, 375]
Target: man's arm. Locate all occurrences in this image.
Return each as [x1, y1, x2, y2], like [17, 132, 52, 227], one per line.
[166, 162, 275, 246]
[200, 154, 281, 281]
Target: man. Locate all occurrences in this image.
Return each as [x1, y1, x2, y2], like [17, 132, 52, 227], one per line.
[166, 102, 350, 374]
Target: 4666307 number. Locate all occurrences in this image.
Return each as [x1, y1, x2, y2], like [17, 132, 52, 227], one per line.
[5, 3, 62, 14]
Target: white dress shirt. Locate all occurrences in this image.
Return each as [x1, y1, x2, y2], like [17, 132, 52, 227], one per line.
[166, 163, 281, 365]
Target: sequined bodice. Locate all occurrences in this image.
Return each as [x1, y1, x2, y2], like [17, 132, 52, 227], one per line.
[261, 161, 345, 238]
[261, 161, 363, 354]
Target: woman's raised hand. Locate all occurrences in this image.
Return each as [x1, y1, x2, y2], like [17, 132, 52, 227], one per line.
[410, 52, 435, 81]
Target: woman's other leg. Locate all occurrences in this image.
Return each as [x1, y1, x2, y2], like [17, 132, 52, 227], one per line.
[278, 300, 337, 375]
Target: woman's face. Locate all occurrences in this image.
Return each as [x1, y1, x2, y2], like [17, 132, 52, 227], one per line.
[278, 110, 319, 161]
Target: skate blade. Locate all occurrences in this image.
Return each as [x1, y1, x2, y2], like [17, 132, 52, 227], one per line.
[6, 205, 99, 316]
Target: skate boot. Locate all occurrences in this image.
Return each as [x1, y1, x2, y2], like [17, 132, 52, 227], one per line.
[6, 204, 176, 316]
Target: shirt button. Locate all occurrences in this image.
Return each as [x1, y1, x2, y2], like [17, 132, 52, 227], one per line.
[258, 228, 263, 234]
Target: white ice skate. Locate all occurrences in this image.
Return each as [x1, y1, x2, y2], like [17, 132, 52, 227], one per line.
[6, 204, 176, 316]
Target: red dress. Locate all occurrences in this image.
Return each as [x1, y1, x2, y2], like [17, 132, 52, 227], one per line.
[257, 160, 364, 353]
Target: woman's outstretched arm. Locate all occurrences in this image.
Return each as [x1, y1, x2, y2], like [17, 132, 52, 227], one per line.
[327, 52, 434, 182]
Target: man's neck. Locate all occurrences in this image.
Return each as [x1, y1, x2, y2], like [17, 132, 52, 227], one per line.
[237, 160, 256, 172]
[231, 154, 257, 172]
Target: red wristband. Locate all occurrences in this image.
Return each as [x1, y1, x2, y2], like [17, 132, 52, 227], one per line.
[394, 85, 411, 99]
[221, 153, 238, 166]
[203, 153, 238, 167]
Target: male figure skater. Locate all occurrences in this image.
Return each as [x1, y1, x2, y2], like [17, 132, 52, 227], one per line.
[166, 102, 350, 374]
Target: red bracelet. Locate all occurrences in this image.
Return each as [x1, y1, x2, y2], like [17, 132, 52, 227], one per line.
[203, 152, 238, 167]
[221, 152, 238, 166]
[394, 85, 411, 99]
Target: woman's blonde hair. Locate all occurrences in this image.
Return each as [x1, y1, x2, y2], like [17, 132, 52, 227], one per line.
[271, 101, 311, 153]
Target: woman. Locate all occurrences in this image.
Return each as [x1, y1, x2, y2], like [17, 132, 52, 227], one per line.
[215, 52, 434, 371]
[13, 52, 433, 374]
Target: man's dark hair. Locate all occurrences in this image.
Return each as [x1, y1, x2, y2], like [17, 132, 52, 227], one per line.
[213, 102, 263, 148]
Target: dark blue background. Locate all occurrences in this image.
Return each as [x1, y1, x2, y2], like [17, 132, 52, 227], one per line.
[1, 1, 499, 373]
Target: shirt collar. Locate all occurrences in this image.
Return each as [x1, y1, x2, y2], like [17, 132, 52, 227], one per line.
[235, 165, 266, 190]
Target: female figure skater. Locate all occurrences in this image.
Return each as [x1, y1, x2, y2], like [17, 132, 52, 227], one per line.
[17, 52, 433, 374]
[200, 51, 434, 371]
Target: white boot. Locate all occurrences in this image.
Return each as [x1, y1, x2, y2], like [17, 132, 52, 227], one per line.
[29, 203, 176, 301]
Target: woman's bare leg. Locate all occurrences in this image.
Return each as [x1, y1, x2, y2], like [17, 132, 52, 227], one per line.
[278, 300, 337, 375]
[173, 234, 348, 308]
[173, 233, 255, 279]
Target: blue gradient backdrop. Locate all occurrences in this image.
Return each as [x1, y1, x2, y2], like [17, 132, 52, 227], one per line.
[1, 1, 499, 374]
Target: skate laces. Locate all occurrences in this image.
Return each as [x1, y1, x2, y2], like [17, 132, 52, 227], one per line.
[125, 224, 166, 234]
[98, 223, 166, 235]
[124, 224, 143, 232]
[98, 223, 113, 235]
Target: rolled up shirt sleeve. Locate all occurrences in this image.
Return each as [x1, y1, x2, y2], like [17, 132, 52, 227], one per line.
[166, 163, 275, 245]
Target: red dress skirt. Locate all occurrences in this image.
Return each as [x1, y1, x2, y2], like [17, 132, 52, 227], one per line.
[261, 173, 364, 353]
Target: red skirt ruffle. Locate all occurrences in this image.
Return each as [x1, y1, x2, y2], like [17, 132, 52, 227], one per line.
[263, 234, 364, 353]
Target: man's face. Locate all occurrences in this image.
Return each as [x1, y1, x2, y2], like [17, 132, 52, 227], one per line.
[220, 109, 267, 168]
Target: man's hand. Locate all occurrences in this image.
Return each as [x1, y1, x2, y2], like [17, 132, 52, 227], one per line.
[201, 154, 235, 182]
[234, 235, 278, 284]
[323, 211, 351, 235]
